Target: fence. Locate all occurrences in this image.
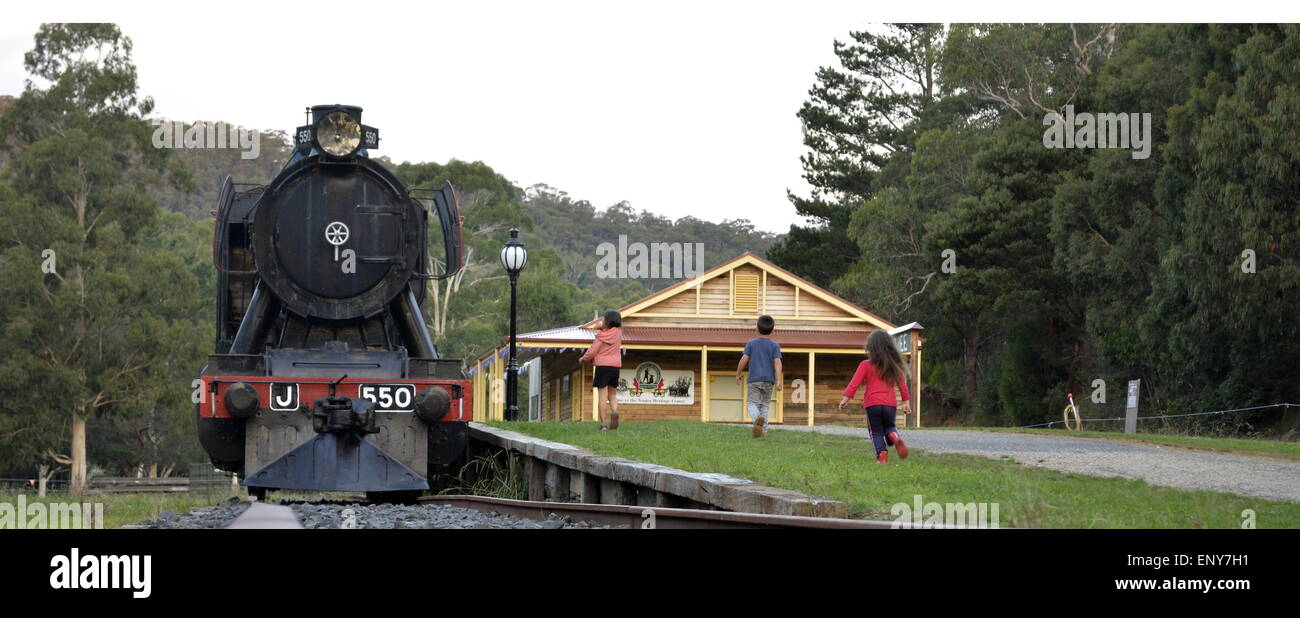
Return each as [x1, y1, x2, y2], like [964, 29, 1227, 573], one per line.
[0, 462, 236, 495]
[188, 462, 237, 496]
[1019, 402, 1299, 431]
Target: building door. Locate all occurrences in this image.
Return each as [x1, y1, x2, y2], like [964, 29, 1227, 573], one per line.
[708, 372, 744, 422]
[708, 372, 782, 423]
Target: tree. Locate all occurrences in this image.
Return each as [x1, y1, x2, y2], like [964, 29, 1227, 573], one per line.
[771, 24, 944, 287]
[1145, 25, 1300, 418]
[0, 24, 201, 487]
[924, 118, 1077, 421]
[942, 23, 1119, 118]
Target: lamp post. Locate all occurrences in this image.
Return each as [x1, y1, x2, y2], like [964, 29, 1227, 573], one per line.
[500, 227, 528, 421]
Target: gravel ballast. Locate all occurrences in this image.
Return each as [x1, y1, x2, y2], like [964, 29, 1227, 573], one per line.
[133, 500, 629, 529]
[130, 497, 251, 528]
[291, 502, 629, 529]
[777, 426, 1300, 503]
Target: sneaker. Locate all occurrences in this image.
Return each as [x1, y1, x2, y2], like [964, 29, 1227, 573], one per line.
[876, 451, 889, 465]
[610, 412, 620, 430]
[599, 425, 608, 431]
[888, 432, 909, 459]
[752, 419, 764, 438]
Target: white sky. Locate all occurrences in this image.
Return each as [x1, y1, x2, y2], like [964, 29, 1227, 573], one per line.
[2, 2, 1293, 233]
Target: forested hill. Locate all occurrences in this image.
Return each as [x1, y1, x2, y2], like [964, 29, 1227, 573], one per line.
[156, 130, 781, 293]
[522, 183, 780, 291]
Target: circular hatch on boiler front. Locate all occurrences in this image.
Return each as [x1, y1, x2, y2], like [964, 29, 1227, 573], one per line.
[272, 169, 403, 298]
[252, 156, 419, 320]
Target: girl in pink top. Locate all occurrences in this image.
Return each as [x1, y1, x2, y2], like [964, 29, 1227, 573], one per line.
[838, 330, 911, 464]
[580, 310, 623, 430]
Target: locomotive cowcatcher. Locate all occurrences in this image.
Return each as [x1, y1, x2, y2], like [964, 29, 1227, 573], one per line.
[196, 104, 471, 500]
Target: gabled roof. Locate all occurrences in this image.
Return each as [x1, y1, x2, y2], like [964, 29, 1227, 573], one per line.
[580, 251, 896, 331]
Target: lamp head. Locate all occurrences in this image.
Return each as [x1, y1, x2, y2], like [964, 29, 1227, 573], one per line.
[500, 227, 527, 274]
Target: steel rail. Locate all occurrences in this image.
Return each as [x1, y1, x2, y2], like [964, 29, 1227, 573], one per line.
[418, 494, 962, 529]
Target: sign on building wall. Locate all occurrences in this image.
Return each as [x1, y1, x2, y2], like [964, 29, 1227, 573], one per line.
[616, 362, 694, 405]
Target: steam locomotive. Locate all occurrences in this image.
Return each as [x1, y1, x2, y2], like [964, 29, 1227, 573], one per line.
[196, 104, 471, 500]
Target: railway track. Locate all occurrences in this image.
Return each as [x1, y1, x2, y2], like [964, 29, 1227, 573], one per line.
[218, 495, 918, 529]
[418, 495, 903, 529]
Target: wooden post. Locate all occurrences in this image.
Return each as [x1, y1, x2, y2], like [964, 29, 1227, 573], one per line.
[473, 365, 483, 421]
[473, 364, 481, 421]
[486, 355, 494, 421]
[807, 352, 816, 426]
[70, 413, 86, 493]
[553, 376, 562, 422]
[488, 361, 494, 421]
[571, 369, 582, 422]
[728, 271, 735, 313]
[493, 351, 504, 421]
[913, 334, 923, 428]
[498, 351, 507, 421]
[700, 346, 709, 422]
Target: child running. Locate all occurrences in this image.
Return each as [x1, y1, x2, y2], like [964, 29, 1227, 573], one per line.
[837, 329, 911, 464]
[580, 310, 623, 431]
[736, 315, 782, 438]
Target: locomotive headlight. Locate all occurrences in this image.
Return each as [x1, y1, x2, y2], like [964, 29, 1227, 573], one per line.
[316, 111, 362, 157]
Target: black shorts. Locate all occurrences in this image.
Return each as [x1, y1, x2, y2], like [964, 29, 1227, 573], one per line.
[593, 366, 620, 388]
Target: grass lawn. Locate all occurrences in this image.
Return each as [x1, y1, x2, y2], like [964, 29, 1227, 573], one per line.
[920, 426, 1300, 462]
[495, 420, 1300, 529]
[1, 490, 242, 529]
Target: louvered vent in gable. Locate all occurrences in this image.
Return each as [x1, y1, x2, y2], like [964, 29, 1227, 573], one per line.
[732, 274, 760, 314]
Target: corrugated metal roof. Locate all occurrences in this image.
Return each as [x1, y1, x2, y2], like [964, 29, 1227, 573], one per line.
[516, 325, 596, 341]
[513, 326, 871, 349]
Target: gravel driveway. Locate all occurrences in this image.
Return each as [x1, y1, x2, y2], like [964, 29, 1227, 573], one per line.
[775, 426, 1300, 503]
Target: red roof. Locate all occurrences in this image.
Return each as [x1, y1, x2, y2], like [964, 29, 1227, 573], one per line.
[511, 326, 869, 349]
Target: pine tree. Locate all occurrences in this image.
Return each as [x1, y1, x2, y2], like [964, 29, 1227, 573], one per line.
[771, 24, 943, 287]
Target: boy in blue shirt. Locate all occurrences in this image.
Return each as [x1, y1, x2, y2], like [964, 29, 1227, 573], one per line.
[736, 315, 782, 438]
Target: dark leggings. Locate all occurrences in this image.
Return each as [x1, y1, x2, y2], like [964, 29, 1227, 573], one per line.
[865, 405, 898, 454]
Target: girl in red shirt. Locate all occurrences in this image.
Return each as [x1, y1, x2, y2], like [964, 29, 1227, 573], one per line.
[838, 330, 911, 464]
[580, 310, 623, 430]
